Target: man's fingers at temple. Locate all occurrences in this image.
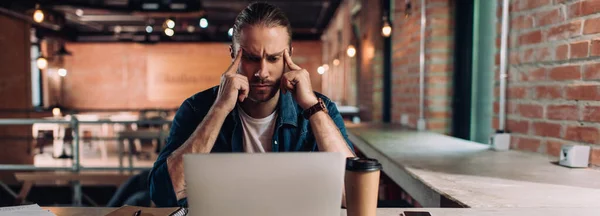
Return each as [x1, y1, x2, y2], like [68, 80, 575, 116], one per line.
[226, 49, 243, 74]
[284, 49, 301, 70]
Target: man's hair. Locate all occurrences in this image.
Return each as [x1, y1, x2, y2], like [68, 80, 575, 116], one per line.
[232, 2, 292, 49]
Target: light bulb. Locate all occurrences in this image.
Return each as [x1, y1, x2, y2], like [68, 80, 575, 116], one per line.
[347, 45, 356, 57]
[187, 25, 195, 33]
[145, 25, 153, 33]
[75, 9, 84, 17]
[165, 28, 174, 36]
[33, 9, 44, 23]
[317, 66, 325, 75]
[58, 68, 67, 77]
[52, 108, 61, 116]
[333, 59, 340, 66]
[228, 28, 233, 37]
[199, 18, 208, 28]
[37, 57, 48, 69]
[166, 19, 175, 29]
[323, 64, 329, 71]
[382, 21, 392, 37]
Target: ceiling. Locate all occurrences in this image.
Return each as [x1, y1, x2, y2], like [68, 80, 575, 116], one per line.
[1, 0, 341, 42]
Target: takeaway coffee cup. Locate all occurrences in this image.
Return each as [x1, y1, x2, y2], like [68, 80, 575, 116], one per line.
[345, 157, 381, 216]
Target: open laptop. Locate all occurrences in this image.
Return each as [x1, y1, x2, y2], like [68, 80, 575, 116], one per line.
[183, 152, 345, 216]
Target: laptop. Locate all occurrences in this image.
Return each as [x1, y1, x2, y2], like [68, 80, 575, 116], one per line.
[183, 152, 345, 216]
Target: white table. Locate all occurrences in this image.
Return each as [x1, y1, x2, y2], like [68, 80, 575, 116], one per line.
[348, 123, 600, 208]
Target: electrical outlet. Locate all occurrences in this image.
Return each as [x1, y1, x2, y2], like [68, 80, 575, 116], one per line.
[400, 114, 409, 125]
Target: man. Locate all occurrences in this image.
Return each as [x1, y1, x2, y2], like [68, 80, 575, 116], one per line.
[149, 2, 355, 207]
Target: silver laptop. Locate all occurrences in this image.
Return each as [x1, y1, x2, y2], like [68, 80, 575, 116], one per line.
[183, 152, 345, 216]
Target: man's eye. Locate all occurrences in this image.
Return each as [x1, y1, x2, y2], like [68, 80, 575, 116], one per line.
[244, 56, 261, 62]
[267, 57, 279, 62]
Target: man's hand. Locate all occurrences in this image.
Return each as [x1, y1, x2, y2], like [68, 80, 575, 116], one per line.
[282, 48, 319, 110]
[213, 49, 249, 112]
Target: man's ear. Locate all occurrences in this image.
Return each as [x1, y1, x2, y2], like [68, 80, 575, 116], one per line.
[229, 45, 234, 59]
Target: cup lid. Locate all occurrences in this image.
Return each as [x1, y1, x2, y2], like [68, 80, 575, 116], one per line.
[346, 157, 382, 172]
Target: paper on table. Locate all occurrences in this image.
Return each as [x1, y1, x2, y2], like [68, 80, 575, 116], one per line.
[0, 204, 56, 216]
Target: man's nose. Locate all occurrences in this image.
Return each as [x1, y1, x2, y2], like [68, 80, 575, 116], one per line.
[257, 59, 269, 79]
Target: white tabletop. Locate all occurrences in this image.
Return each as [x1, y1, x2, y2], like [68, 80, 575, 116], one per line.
[347, 124, 600, 208]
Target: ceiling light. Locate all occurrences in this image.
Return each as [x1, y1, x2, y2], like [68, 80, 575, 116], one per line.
[347, 45, 356, 58]
[317, 66, 325, 75]
[165, 18, 175, 29]
[146, 25, 153, 33]
[382, 20, 392, 37]
[36, 57, 48, 69]
[33, 5, 44, 23]
[75, 9, 84, 17]
[333, 59, 340, 66]
[187, 25, 195, 33]
[165, 28, 174, 36]
[199, 18, 208, 28]
[58, 68, 67, 77]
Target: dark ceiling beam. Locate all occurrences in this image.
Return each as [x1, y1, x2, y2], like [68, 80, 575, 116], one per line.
[0, 6, 61, 31]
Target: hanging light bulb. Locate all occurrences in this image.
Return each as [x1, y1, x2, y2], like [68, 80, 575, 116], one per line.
[58, 68, 67, 77]
[187, 25, 195, 33]
[347, 45, 356, 57]
[33, 5, 44, 23]
[317, 66, 325, 75]
[333, 59, 340, 66]
[165, 28, 174, 36]
[382, 20, 392, 37]
[36, 57, 48, 69]
[146, 25, 153, 33]
[199, 18, 208, 28]
[165, 18, 175, 29]
[323, 64, 329, 71]
[228, 27, 233, 37]
[52, 107, 61, 117]
[75, 9, 84, 17]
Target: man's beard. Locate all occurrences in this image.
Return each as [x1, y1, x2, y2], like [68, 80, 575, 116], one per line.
[246, 78, 280, 103]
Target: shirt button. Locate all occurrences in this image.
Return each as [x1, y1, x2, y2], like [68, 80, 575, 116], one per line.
[274, 140, 278, 145]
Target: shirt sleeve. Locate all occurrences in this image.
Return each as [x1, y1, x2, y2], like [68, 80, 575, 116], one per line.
[324, 99, 355, 153]
[148, 98, 199, 207]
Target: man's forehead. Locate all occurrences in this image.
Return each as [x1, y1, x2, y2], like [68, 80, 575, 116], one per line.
[237, 26, 289, 56]
[241, 47, 285, 56]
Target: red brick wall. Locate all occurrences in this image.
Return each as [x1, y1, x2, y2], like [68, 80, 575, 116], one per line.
[495, 0, 600, 166]
[392, 0, 454, 133]
[321, 0, 385, 122]
[61, 41, 322, 109]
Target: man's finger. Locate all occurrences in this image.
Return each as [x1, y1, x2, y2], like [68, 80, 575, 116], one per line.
[226, 49, 243, 74]
[237, 80, 249, 102]
[284, 48, 301, 70]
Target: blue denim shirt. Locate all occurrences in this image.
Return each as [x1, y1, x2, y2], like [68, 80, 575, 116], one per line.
[148, 86, 354, 207]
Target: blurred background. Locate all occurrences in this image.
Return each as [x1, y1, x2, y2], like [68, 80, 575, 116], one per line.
[0, 0, 599, 208]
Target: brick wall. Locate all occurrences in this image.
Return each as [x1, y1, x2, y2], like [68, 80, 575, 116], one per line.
[392, 0, 455, 133]
[496, 0, 600, 166]
[321, 0, 384, 122]
[61, 41, 322, 109]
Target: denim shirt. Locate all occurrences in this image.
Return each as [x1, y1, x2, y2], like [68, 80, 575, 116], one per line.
[148, 86, 354, 207]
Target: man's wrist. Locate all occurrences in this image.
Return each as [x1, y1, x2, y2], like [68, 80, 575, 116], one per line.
[300, 97, 319, 110]
[210, 104, 232, 118]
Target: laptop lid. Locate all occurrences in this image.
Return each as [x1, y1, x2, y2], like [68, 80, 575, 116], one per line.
[184, 152, 345, 216]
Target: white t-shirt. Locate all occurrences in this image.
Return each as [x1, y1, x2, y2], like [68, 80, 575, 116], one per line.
[237, 106, 278, 153]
